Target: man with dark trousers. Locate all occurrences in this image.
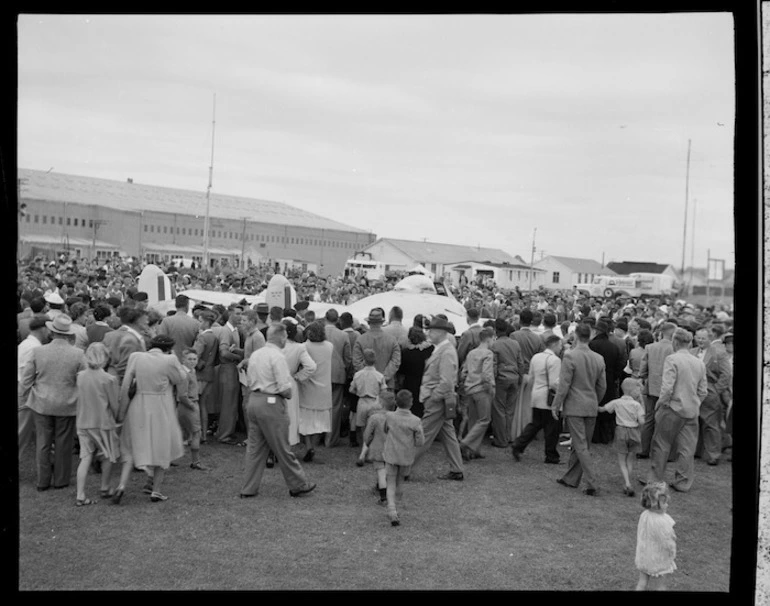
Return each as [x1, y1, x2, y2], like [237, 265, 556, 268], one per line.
[193, 310, 219, 442]
[638, 322, 676, 458]
[216, 306, 244, 445]
[323, 309, 352, 448]
[588, 319, 625, 444]
[19, 314, 87, 491]
[552, 323, 606, 496]
[240, 324, 316, 498]
[489, 318, 525, 448]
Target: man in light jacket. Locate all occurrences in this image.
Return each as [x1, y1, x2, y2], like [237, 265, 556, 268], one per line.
[638, 322, 676, 458]
[323, 309, 352, 448]
[552, 323, 607, 496]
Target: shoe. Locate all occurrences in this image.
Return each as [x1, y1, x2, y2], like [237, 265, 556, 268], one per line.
[490, 440, 508, 449]
[266, 453, 275, 468]
[112, 487, 125, 504]
[239, 493, 257, 499]
[303, 449, 315, 463]
[623, 486, 636, 497]
[544, 459, 560, 465]
[403, 475, 410, 482]
[75, 498, 96, 507]
[389, 513, 400, 526]
[473, 451, 486, 460]
[707, 460, 719, 467]
[150, 491, 168, 502]
[99, 488, 116, 499]
[36, 486, 50, 492]
[289, 482, 317, 497]
[190, 462, 209, 470]
[437, 471, 464, 481]
[636, 454, 650, 459]
[583, 488, 598, 496]
[169, 461, 179, 467]
[142, 481, 154, 495]
[53, 485, 68, 490]
[350, 440, 359, 448]
[356, 459, 365, 467]
[377, 498, 387, 507]
[460, 445, 471, 462]
[511, 447, 522, 462]
[556, 478, 575, 489]
[637, 477, 648, 486]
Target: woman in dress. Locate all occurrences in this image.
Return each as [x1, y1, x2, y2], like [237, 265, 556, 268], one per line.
[74, 342, 121, 506]
[281, 319, 318, 448]
[298, 321, 333, 463]
[113, 334, 186, 503]
[396, 327, 434, 419]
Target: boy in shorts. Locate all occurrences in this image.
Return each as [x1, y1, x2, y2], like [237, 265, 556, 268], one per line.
[598, 378, 645, 497]
[178, 348, 208, 470]
[362, 390, 397, 503]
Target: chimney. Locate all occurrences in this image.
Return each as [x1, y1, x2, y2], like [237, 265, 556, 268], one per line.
[127, 178, 133, 184]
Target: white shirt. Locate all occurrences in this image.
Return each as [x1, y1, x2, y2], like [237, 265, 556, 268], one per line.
[18, 334, 43, 382]
[246, 343, 292, 395]
[528, 349, 562, 410]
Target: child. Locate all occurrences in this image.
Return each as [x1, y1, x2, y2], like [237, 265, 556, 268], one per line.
[349, 348, 387, 453]
[178, 348, 208, 470]
[357, 389, 394, 467]
[598, 378, 645, 496]
[74, 342, 121, 506]
[362, 390, 397, 504]
[382, 390, 425, 526]
[636, 481, 677, 590]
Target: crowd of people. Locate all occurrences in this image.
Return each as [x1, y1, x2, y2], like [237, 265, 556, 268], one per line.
[18, 252, 734, 587]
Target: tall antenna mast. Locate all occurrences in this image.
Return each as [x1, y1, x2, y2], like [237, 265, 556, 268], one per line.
[202, 93, 217, 269]
[680, 138, 691, 276]
[529, 227, 537, 292]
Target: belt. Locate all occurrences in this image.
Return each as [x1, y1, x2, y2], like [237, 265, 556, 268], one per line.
[252, 390, 281, 397]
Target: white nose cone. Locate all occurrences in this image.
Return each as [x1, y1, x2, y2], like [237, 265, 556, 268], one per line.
[265, 274, 297, 311]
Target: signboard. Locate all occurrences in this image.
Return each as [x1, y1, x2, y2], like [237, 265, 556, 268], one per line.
[708, 259, 725, 281]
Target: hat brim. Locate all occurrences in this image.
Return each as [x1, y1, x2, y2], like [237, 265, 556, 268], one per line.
[45, 321, 75, 335]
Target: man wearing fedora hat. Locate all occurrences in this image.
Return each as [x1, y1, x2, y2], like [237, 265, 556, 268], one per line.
[588, 318, 626, 444]
[352, 308, 401, 391]
[412, 316, 465, 480]
[19, 314, 87, 491]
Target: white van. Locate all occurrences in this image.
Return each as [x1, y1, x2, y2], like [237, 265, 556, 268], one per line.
[575, 273, 678, 299]
[344, 252, 388, 280]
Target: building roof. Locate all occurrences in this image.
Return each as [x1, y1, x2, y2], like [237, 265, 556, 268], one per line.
[18, 168, 369, 234]
[448, 260, 545, 271]
[539, 256, 615, 275]
[370, 238, 520, 265]
[607, 261, 675, 275]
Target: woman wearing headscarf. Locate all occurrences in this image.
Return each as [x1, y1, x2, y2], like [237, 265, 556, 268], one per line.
[397, 326, 434, 419]
[298, 321, 333, 462]
[113, 334, 187, 503]
[281, 319, 318, 448]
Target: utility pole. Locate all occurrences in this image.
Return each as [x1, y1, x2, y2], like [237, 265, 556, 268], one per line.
[680, 139, 691, 276]
[706, 248, 711, 308]
[240, 217, 247, 268]
[202, 93, 217, 270]
[91, 219, 108, 261]
[528, 227, 536, 292]
[689, 198, 697, 295]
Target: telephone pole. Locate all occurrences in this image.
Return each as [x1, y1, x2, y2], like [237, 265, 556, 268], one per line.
[528, 227, 537, 292]
[202, 93, 217, 270]
[680, 139, 691, 275]
[240, 217, 247, 268]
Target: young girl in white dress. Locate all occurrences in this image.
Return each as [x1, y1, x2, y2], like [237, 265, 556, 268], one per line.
[636, 481, 677, 590]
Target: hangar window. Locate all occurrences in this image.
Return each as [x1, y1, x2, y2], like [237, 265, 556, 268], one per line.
[144, 225, 148, 232]
[42, 215, 47, 224]
[67, 218, 71, 226]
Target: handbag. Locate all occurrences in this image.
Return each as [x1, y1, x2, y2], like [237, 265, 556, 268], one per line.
[545, 360, 556, 407]
[444, 392, 457, 420]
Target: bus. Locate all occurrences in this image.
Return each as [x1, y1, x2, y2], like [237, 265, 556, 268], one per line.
[343, 252, 389, 280]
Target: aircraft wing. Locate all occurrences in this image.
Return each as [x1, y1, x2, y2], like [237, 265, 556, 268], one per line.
[178, 288, 263, 308]
[346, 291, 472, 334]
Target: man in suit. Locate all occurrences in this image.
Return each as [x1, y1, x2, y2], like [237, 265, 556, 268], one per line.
[323, 309, 352, 448]
[588, 319, 626, 444]
[18, 315, 49, 459]
[340, 311, 360, 446]
[645, 328, 708, 491]
[638, 322, 676, 458]
[157, 294, 200, 361]
[457, 308, 483, 370]
[552, 323, 607, 496]
[511, 309, 546, 436]
[193, 310, 219, 442]
[18, 296, 47, 343]
[489, 318, 525, 448]
[216, 305, 244, 445]
[352, 308, 401, 390]
[19, 315, 87, 490]
[412, 316, 465, 481]
[382, 306, 409, 348]
[102, 306, 148, 384]
[692, 325, 732, 465]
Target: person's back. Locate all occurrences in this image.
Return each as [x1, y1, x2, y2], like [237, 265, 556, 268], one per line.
[603, 394, 645, 428]
[23, 338, 86, 416]
[364, 408, 388, 462]
[643, 339, 675, 397]
[557, 345, 607, 417]
[76, 367, 119, 431]
[511, 328, 545, 372]
[658, 350, 707, 419]
[490, 334, 524, 383]
[383, 407, 425, 466]
[351, 365, 385, 399]
[158, 310, 199, 360]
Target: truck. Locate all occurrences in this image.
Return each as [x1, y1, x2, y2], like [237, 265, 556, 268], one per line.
[343, 252, 389, 281]
[575, 272, 678, 299]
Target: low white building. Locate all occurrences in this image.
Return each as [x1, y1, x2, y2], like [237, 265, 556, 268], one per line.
[360, 238, 523, 280]
[445, 260, 546, 290]
[534, 255, 615, 289]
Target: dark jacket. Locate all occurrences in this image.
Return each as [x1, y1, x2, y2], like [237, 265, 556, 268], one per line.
[588, 333, 626, 405]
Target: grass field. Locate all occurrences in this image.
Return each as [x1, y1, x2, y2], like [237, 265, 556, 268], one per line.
[18, 435, 732, 591]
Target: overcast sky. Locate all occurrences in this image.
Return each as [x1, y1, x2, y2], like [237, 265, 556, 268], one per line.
[18, 13, 735, 269]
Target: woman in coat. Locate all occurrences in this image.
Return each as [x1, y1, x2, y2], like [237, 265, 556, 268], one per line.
[298, 321, 333, 462]
[281, 319, 318, 447]
[113, 334, 186, 503]
[396, 327, 434, 419]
